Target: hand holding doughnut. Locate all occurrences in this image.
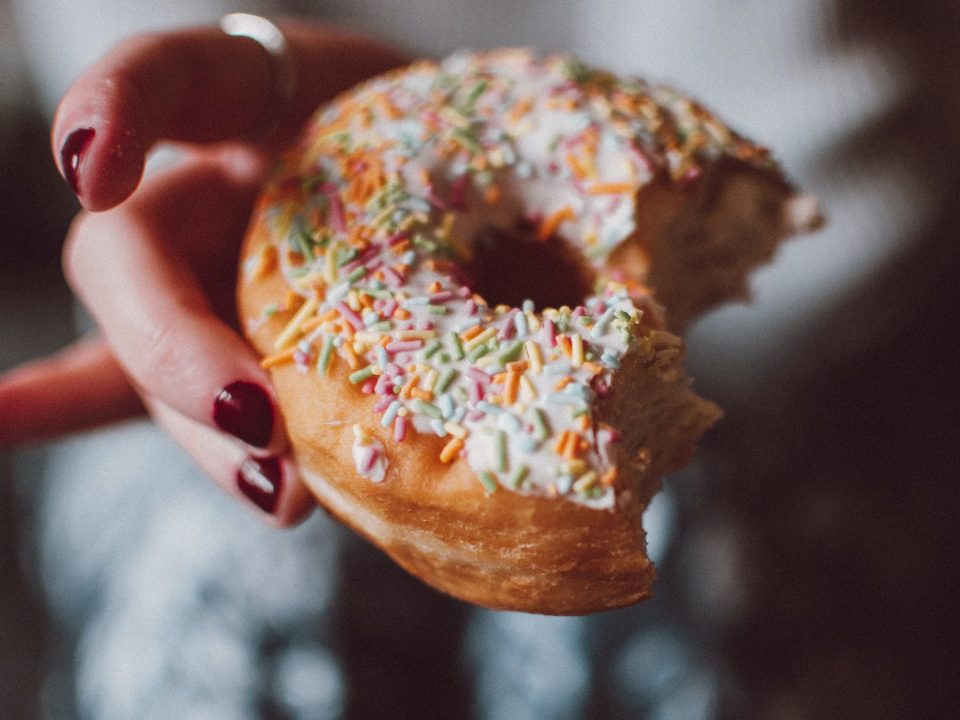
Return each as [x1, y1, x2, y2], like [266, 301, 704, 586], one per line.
[0, 20, 407, 526]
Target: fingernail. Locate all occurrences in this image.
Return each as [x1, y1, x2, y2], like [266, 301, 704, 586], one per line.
[60, 128, 95, 197]
[237, 456, 282, 514]
[213, 380, 274, 448]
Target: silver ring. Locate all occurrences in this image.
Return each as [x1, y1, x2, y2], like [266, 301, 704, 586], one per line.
[220, 12, 297, 140]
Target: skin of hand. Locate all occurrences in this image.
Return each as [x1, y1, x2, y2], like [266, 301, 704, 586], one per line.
[0, 20, 409, 526]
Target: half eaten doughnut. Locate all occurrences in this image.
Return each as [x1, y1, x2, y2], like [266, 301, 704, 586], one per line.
[238, 49, 820, 614]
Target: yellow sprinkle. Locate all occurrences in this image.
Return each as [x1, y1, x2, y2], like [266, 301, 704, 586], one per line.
[464, 327, 497, 351]
[396, 330, 438, 341]
[443, 422, 468, 439]
[573, 471, 598, 494]
[353, 331, 384, 344]
[423, 368, 439, 392]
[323, 242, 339, 284]
[524, 341, 544, 374]
[439, 437, 464, 463]
[273, 296, 319, 351]
[571, 334, 584, 367]
[519, 375, 538, 402]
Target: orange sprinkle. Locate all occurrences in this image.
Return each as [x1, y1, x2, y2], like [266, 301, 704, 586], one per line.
[537, 206, 576, 241]
[566, 152, 591, 180]
[400, 375, 420, 399]
[342, 342, 360, 369]
[299, 316, 325, 335]
[554, 430, 573, 456]
[506, 360, 530, 373]
[504, 371, 520, 405]
[260, 346, 297, 369]
[587, 182, 635, 195]
[460, 325, 483, 342]
[577, 415, 591, 431]
[582, 361, 604, 376]
[428, 280, 442, 293]
[556, 335, 573, 358]
[554, 376, 574, 391]
[410, 387, 434, 401]
[483, 185, 501, 205]
[394, 308, 411, 320]
[601, 467, 619, 487]
[439, 437, 464, 463]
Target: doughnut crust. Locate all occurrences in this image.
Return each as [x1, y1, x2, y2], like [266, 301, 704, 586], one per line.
[237, 50, 819, 614]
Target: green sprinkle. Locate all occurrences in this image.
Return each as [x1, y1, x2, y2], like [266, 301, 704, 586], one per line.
[495, 430, 508, 472]
[349, 366, 374, 384]
[451, 127, 480, 152]
[427, 304, 448, 315]
[414, 399, 442, 419]
[497, 340, 524, 363]
[531, 408, 550, 442]
[509, 465, 529, 489]
[478, 471, 498, 494]
[467, 343, 490, 362]
[337, 247, 358, 267]
[463, 80, 488, 111]
[422, 339, 442, 359]
[435, 367, 458, 394]
[370, 321, 393, 332]
[317, 336, 335, 375]
[448, 331, 465, 360]
[346, 266, 366, 283]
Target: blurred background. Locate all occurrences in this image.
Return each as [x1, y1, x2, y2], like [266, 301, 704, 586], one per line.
[1, 1, 958, 718]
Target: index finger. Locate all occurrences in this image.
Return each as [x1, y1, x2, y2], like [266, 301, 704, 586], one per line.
[52, 21, 409, 210]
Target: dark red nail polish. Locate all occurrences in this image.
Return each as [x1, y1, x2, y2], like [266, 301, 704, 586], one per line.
[237, 456, 282, 514]
[60, 128, 95, 197]
[213, 380, 274, 448]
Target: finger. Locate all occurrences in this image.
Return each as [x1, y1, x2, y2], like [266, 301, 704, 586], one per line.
[52, 22, 409, 210]
[147, 397, 314, 527]
[62, 155, 284, 454]
[0, 336, 142, 446]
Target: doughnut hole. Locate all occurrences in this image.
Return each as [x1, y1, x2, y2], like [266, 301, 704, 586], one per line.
[462, 223, 596, 310]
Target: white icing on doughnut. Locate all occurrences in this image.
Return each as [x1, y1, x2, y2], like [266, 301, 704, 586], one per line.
[252, 50, 772, 508]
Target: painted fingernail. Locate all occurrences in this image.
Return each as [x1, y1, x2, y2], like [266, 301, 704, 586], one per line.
[60, 128, 95, 197]
[213, 380, 274, 448]
[237, 456, 282, 514]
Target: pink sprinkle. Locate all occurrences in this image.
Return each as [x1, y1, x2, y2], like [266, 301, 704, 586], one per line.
[342, 246, 377, 273]
[385, 363, 402, 377]
[457, 286, 472, 298]
[336, 301, 365, 331]
[426, 188, 448, 210]
[386, 339, 423, 353]
[328, 193, 346, 233]
[394, 416, 408, 442]
[382, 299, 398, 317]
[361, 380, 375, 395]
[317, 182, 338, 194]
[498, 310, 517, 340]
[449, 175, 469, 211]
[544, 318, 557, 347]
[373, 394, 393, 412]
[594, 300, 607, 314]
[468, 380, 484, 405]
[466, 410, 486, 422]
[430, 290, 454, 303]
[466, 367, 491, 383]
[387, 233, 409, 246]
[572, 306, 585, 319]
[466, 300, 477, 316]
[359, 447, 377, 474]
